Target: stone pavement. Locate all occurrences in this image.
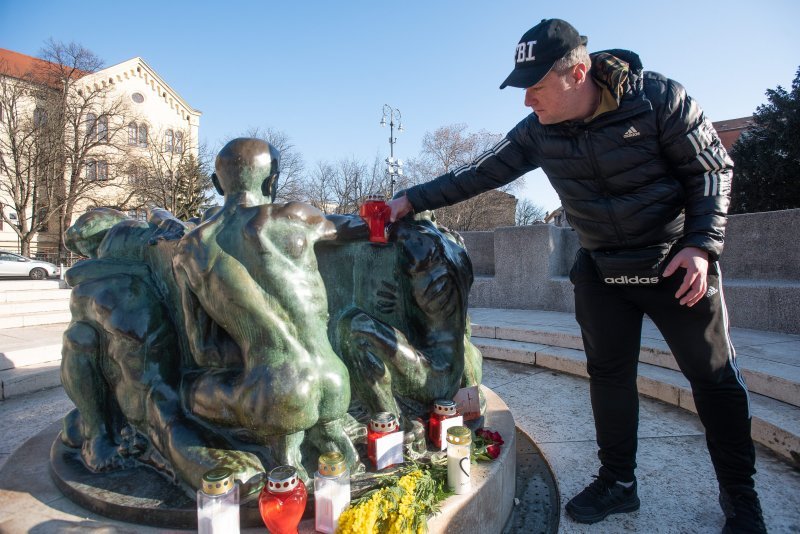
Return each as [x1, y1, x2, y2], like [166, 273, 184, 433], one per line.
[1, 311, 799, 532]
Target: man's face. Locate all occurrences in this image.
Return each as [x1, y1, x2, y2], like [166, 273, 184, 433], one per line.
[524, 67, 582, 125]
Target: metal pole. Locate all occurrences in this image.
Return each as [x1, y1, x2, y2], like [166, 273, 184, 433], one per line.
[389, 117, 395, 197]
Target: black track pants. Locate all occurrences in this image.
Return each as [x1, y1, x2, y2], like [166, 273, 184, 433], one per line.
[570, 249, 756, 491]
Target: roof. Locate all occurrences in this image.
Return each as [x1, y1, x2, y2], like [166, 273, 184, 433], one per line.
[0, 47, 89, 87]
[712, 116, 752, 132]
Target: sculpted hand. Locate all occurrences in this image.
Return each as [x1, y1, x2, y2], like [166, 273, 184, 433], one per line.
[387, 195, 413, 222]
[662, 246, 709, 307]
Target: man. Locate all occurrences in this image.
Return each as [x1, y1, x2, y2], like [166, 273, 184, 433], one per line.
[388, 18, 764, 533]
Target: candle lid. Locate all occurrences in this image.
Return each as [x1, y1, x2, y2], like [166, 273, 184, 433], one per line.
[446, 426, 472, 445]
[201, 467, 235, 496]
[318, 451, 347, 477]
[433, 399, 457, 416]
[364, 194, 384, 201]
[369, 412, 399, 433]
[267, 465, 301, 493]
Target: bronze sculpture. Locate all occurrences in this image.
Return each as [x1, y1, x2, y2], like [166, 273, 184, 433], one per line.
[58, 138, 482, 504]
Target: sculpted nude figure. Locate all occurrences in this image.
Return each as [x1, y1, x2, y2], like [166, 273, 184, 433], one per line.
[60, 207, 264, 497]
[173, 138, 359, 480]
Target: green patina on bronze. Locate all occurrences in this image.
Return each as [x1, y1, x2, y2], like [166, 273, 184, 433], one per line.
[58, 137, 482, 501]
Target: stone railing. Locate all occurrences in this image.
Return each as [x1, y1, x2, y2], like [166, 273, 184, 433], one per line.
[461, 208, 800, 334]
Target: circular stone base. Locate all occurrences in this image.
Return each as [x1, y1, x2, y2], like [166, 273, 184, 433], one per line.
[49, 438, 264, 529]
[7, 386, 519, 532]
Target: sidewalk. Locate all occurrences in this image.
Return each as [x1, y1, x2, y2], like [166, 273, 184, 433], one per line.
[1, 312, 799, 532]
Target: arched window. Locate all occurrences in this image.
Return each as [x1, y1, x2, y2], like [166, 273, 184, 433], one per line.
[138, 123, 148, 147]
[165, 129, 174, 152]
[86, 159, 97, 181]
[174, 131, 183, 153]
[33, 108, 47, 127]
[86, 113, 97, 140]
[97, 116, 108, 142]
[97, 160, 109, 180]
[128, 122, 138, 145]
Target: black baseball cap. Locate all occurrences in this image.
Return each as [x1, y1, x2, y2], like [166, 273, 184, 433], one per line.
[499, 19, 588, 89]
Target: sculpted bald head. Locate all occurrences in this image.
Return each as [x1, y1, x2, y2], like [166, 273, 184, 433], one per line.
[213, 138, 281, 201]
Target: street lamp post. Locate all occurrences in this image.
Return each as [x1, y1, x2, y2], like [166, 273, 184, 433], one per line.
[380, 104, 403, 198]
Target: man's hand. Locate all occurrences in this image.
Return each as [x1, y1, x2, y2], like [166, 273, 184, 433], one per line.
[387, 195, 413, 222]
[662, 246, 709, 307]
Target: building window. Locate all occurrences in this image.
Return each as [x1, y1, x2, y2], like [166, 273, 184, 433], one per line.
[86, 113, 97, 140]
[97, 160, 109, 180]
[131, 92, 144, 104]
[128, 122, 138, 145]
[37, 207, 49, 232]
[138, 123, 148, 147]
[86, 159, 96, 181]
[174, 131, 183, 153]
[97, 115, 108, 142]
[165, 129, 174, 152]
[128, 165, 147, 186]
[33, 107, 47, 128]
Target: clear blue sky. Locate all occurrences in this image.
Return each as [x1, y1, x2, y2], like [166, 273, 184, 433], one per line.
[2, 0, 798, 212]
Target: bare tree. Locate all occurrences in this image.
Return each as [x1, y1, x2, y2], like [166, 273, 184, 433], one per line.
[403, 124, 523, 231]
[34, 40, 135, 254]
[304, 160, 336, 213]
[515, 198, 547, 226]
[303, 156, 384, 214]
[0, 60, 54, 255]
[123, 127, 213, 220]
[240, 127, 305, 202]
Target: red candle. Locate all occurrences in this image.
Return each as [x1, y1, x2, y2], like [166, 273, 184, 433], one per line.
[259, 466, 307, 534]
[429, 399, 460, 450]
[367, 412, 400, 469]
[359, 195, 391, 243]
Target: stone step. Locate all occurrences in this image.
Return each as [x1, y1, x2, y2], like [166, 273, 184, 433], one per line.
[0, 288, 72, 303]
[1, 343, 63, 371]
[0, 360, 62, 401]
[0, 280, 65, 291]
[473, 336, 800, 468]
[0, 299, 71, 316]
[471, 317, 800, 409]
[0, 310, 72, 330]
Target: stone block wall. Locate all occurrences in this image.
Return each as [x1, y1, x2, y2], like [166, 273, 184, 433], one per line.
[461, 209, 800, 334]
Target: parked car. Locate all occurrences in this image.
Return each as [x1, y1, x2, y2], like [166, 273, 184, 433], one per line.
[0, 250, 60, 280]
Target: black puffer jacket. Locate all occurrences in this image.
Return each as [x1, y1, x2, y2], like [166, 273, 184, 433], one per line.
[404, 50, 733, 261]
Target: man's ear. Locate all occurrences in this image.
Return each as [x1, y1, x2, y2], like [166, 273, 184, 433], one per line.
[211, 172, 224, 196]
[573, 62, 589, 84]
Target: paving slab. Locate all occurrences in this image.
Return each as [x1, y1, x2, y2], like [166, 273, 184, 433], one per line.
[490, 360, 800, 534]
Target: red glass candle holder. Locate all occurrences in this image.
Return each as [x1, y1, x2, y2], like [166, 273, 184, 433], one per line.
[259, 466, 308, 534]
[429, 399, 460, 450]
[367, 412, 400, 469]
[359, 195, 391, 243]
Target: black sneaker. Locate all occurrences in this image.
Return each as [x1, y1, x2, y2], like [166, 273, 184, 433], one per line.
[720, 491, 767, 533]
[565, 476, 640, 524]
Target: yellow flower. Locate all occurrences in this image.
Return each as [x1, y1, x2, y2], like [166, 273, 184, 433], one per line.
[337, 469, 430, 534]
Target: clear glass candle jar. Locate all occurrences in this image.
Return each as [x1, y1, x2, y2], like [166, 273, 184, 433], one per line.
[259, 465, 307, 534]
[197, 467, 240, 534]
[314, 451, 351, 533]
[446, 426, 472, 495]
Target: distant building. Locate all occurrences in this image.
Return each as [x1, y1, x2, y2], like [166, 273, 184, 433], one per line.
[712, 116, 752, 152]
[544, 206, 569, 228]
[479, 189, 517, 229]
[0, 47, 201, 256]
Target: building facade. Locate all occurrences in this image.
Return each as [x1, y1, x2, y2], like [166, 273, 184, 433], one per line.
[0, 47, 201, 258]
